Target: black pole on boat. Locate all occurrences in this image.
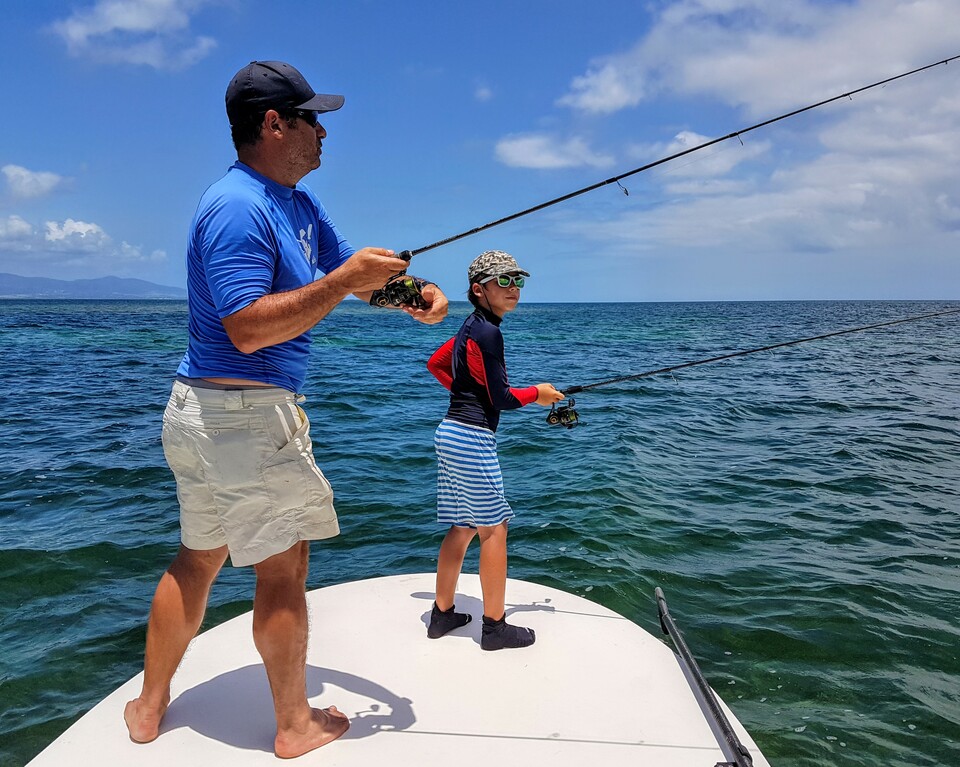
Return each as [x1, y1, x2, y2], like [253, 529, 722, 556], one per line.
[655, 587, 754, 767]
[397, 54, 960, 261]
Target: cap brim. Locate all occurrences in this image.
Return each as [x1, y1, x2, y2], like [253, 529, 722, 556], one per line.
[296, 93, 344, 113]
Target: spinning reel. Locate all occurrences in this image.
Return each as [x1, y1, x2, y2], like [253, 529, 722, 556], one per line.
[370, 273, 427, 309]
[546, 398, 582, 429]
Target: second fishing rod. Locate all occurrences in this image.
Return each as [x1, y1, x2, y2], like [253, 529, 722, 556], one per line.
[541, 307, 960, 430]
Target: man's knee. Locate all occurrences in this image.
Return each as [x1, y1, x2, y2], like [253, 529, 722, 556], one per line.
[253, 541, 310, 585]
[169, 544, 228, 581]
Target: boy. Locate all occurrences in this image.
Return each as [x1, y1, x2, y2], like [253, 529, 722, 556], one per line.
[426, 250, 564, 650]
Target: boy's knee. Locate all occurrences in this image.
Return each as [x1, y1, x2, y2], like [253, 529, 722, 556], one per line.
[449, 525, 477, 542]
[476, 523, 508, 543]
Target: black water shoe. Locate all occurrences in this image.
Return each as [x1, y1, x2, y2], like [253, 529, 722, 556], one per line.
[480, 614, 536, 651]
[427, 602, 472, 639]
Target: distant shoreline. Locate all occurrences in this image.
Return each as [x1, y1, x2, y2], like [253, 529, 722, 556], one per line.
[0, 273, 186, 300]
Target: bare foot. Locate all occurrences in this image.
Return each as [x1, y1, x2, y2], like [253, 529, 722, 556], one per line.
[123, 695, 169, 743]
[274, 705, 350, 759]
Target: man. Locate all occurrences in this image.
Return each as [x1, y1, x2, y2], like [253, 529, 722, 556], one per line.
[123, 60, 448, 759]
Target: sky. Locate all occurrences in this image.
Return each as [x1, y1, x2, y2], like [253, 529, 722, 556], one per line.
[1, 0, 958, 302]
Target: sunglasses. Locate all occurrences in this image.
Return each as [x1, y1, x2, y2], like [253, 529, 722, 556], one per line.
[294, 110, 320, 126]
[480, 274, 525, 288]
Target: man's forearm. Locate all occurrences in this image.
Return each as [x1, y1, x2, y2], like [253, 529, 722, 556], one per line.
[220, 246, 443, 352]
[222, 272, 352, 353]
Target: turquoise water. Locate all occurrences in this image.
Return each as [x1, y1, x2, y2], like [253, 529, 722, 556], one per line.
[1, 298, 958, 767]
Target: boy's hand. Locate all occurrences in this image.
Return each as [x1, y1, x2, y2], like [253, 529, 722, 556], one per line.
[534, 383, 565, 406]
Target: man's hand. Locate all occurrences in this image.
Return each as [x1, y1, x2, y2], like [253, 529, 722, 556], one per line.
[330, 247, 411, 294]
[402, 282, 449, 324]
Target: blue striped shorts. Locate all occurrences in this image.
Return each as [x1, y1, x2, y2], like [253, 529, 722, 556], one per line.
[435, 419, 514, 528]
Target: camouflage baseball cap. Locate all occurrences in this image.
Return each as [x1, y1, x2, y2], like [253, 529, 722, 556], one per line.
[467, 250, 530, 283]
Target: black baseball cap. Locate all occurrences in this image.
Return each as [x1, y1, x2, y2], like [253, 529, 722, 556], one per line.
[225, 61, 344, 124]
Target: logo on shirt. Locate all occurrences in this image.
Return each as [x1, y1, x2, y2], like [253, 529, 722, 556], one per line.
[298, 224, 314, 265]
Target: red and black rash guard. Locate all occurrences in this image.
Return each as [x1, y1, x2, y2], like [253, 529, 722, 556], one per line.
[427, 306, 538, 432]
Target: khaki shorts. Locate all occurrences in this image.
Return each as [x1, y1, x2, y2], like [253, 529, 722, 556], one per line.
[162, 380, 339, 567]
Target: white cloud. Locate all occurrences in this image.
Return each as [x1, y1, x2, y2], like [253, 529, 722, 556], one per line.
[117, 241, 168, 263]
[525, 0, 960, 299]
[0, 215, 167, 278]
[0, 215, 34, 240]
[474, 83, 493, 102]
[934, 193, 960, 227]
[627, 131, 771, 182]
[558, 0, 960, 118]
[3, 165, 67, 199]
[495, 133, 615, 169]
[45, 219, 111, 250]
[557, 61, 649, 114]
[563, 115, 960, 257]
[50, 0, 217, 70]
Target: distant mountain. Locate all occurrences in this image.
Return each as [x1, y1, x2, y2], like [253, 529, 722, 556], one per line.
[0, 273, 186, 299]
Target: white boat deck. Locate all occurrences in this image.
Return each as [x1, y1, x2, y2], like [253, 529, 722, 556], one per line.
[27, 573, 769, 766]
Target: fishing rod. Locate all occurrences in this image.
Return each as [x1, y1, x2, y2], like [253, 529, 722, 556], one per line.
[393, 53, 959, 264]
[544, 307, 960, 428]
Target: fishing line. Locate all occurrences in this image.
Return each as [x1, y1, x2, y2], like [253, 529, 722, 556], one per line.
[562, 307, 960, 395]
[398, 54, 959, 261]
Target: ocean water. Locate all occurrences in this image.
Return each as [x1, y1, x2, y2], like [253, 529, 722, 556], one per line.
[1, 298, 958, 767]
